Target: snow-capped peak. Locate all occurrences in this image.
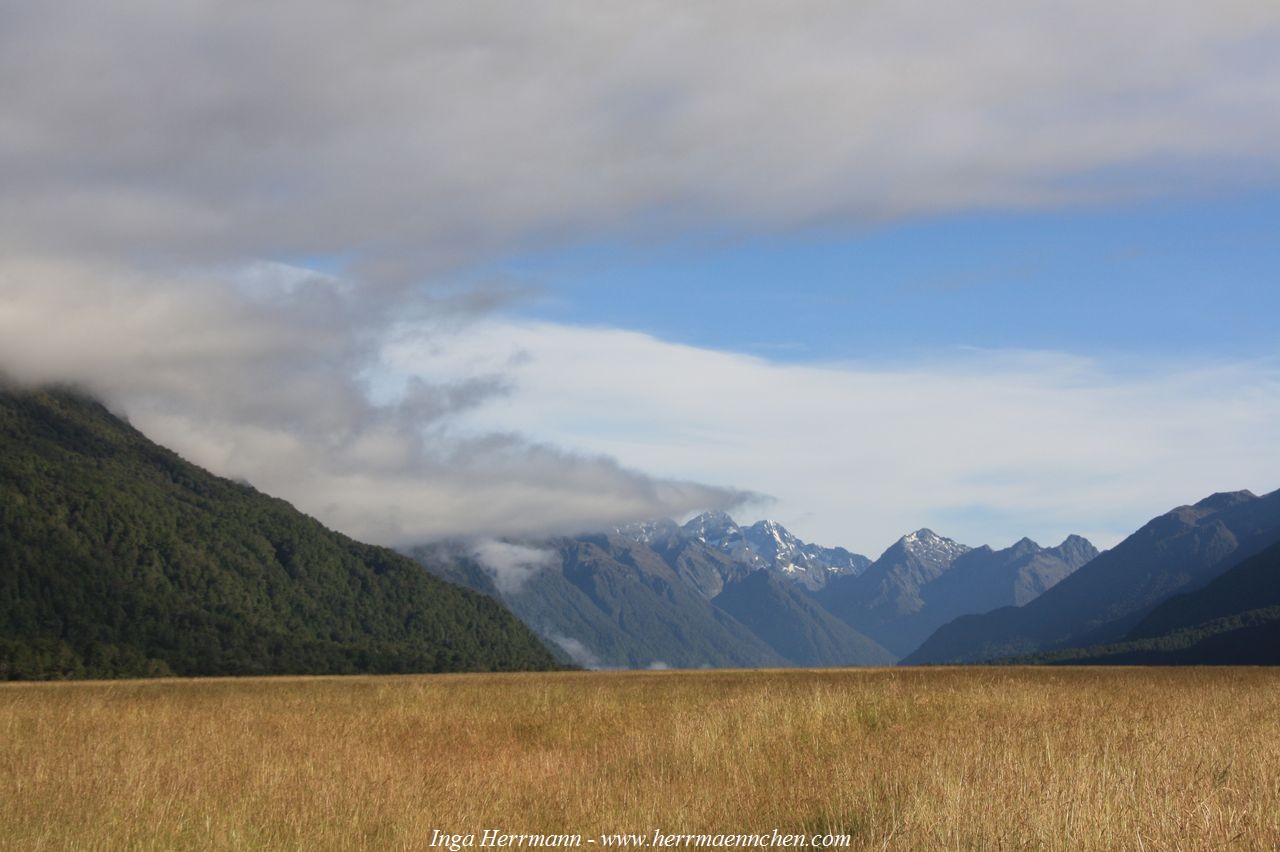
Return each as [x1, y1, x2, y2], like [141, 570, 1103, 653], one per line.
[681, 511, 742, 544]
[894, 528, 971, 566]
[618, 513, 872, 590]
[615, 518, 679, 545]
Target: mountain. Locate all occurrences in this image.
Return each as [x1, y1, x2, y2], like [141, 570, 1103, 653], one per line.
[450, 513, 1091, 668]
[1021, 538, 1280, 665]
[904, 489, 1280, 665]
[421, 515, 888, 669]
[711, 571, 894, 667]
[615, 517, 756, 599]
[0, 386, 560, 679]
[740, 520, 871, 590]
[818, 529, 967, 655]
[915, 535, 1097, 618]
[819, 529, 1095, 657]
[620, 512, 870, 591]
[418, 533, 788, 669]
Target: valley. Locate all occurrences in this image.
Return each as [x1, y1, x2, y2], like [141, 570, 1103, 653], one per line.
[4, 668, 1279, 849]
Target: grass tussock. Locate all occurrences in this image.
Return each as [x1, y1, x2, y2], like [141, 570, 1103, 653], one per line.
[3, 667, 1280, 850]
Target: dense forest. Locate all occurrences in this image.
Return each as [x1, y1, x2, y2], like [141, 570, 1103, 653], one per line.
[0, 386, 560, 679]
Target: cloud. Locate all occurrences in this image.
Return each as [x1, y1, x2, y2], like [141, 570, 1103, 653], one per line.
[470, 541, 558, 595]
[2, 2, 1278, 274]
[2, 3, 1278, 549]
[546, 634, 602, 670]
[0, 260, 751, 544]
[386, 319, 1280, 553]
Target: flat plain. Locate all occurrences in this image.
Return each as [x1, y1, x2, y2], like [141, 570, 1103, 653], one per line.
[3, 667, 1278, 850]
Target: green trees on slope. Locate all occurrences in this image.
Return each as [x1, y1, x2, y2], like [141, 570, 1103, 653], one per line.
[0, 387, 559, 679]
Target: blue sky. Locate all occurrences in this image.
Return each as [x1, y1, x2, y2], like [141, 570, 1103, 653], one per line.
[495, 189, 1279, 363]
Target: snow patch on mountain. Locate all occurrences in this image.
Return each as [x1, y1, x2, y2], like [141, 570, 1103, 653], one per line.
[616, 513, 870, 591]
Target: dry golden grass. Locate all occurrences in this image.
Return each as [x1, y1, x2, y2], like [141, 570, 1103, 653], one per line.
[3, 667, 1279, 850]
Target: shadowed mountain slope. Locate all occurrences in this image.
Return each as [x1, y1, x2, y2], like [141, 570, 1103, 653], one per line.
[711, 571, 895, 667]
[905, 489, 1280, 664]
[819, 529, 1094, 657]
[1020, 538, 1280, 665]
[419, 533, 788, 669]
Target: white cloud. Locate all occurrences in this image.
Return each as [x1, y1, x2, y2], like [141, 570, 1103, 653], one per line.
[2, 2, 1278, 553]
[470, 541, 558, 595]
[386, 319, 1280, 553]
[546, 634, 602, 670]
[2, 2, 1278, 273]
[0, 260, 751, 545]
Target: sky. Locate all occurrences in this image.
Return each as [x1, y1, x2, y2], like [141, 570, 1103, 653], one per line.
[1, 1, 1278, 557]
[497, 190, 1280, 361]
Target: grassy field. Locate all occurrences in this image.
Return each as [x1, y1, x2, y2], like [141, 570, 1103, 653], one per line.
[3, 667, 1279, 850]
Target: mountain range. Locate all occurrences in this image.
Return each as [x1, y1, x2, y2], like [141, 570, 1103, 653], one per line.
[7, 383, 1278, 677]
[1004, 536, 1280, 665]
[421, 512, 1096, 668]
[621, 512, 870, 592]
[420, 532, 793, 669]
[818, 530, 1097, 656]
[904, 489, 1280, 664]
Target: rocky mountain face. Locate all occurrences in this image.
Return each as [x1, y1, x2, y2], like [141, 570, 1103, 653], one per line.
[614, 516, 756, 600]
[423, 513, 1093, 669]
[620, 512, 871, 592]
[904, 490, 1280, 665]
[419, 523, 890, 669]
[817, 529, 1095, 657]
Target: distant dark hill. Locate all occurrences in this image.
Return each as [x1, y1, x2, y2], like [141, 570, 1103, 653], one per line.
[0, 386, 559, 679]
[1023, 539, 1280, 665]
[905, 490, 1280, 665]
[711, 571, 894, 667]
[819, 529, 1093, 657]
[419, 534, 787, 669]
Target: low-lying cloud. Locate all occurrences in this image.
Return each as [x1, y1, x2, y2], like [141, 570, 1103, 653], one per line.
[546, 634, 602, 670]
[470, 541, 559, 596]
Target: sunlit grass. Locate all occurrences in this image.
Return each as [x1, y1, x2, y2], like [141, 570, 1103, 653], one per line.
[3, 668, 1279, 850]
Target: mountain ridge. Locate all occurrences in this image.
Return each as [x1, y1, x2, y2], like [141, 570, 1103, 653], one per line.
[620, 513, 871, 591]
[999, 538, 1280, 665]
[432, 513, 1094, 668]
[816, 528, 1095, 657]
[904, 488, 1280, 664]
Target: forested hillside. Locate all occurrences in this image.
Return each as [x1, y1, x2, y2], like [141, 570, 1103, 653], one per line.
[0, 386, 559, 679]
